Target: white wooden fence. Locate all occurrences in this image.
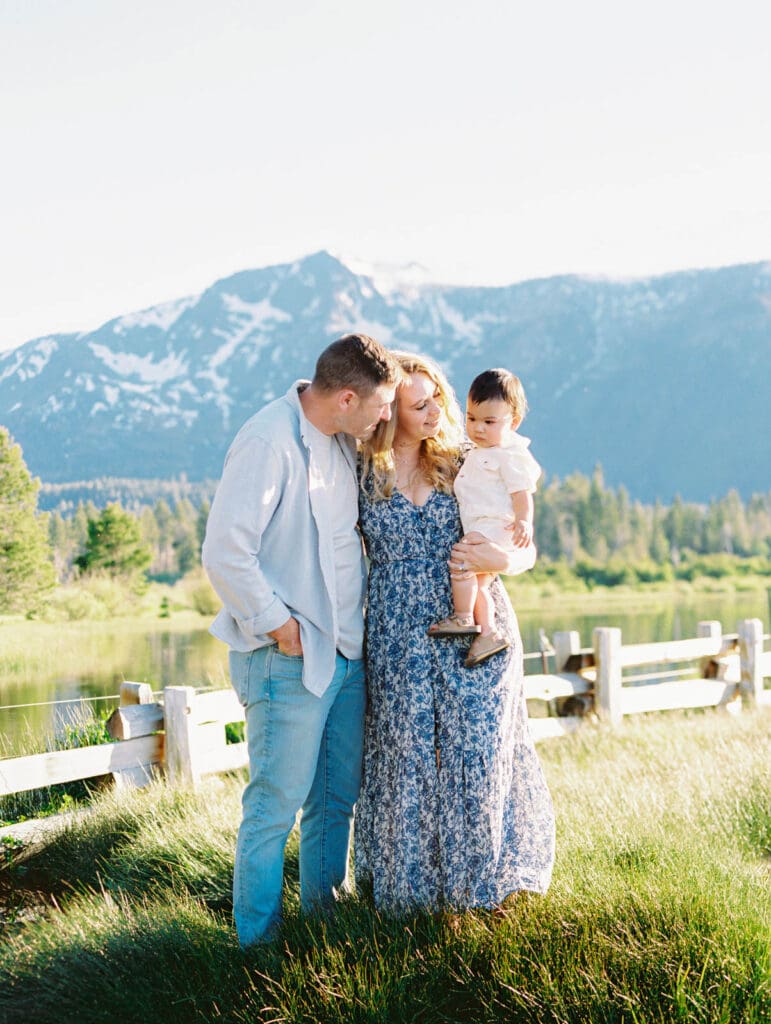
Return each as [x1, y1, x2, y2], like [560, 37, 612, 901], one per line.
[525, 617, 769, 739]
[0, 619, 768, 798]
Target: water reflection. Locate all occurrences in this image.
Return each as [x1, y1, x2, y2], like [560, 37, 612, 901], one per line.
[1, 591, 767, 755]
[516, 592, 768, 670]
[0, 627, 229, 757]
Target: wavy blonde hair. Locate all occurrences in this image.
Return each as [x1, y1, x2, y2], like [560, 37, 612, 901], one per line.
[360, 350, 464, 500]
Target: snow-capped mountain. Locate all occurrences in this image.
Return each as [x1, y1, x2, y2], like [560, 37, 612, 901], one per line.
[1, 250, 770, 501]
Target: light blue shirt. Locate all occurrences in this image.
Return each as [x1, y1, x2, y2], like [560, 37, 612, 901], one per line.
[202, 381, 365, 697]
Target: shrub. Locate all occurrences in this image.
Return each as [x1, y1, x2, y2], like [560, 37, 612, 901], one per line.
[177, 569, 221, 616]
[38, 587, 110, 622]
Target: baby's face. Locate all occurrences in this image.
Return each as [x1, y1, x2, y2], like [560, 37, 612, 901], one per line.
[465, 398, 519, 448]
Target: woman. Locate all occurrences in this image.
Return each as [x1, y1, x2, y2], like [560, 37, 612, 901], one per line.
[354, 351, 555, 913]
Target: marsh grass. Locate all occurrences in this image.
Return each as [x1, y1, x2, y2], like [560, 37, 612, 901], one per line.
[0, 704, 117, 826]
[506, 575, 771, 612]
[1, 712, 769, 1023]
[0, 610, 209, 686]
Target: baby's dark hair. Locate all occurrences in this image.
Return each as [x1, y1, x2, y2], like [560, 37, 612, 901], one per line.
[468, 368, 528, 420]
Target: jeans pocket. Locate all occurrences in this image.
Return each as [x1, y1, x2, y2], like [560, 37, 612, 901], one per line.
[269, 648, 304, 683]
[229, 649, 271, 708]
[228, 651, 248, 707]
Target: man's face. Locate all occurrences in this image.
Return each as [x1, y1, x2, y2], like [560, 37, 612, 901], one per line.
[342, 384, 396, 439]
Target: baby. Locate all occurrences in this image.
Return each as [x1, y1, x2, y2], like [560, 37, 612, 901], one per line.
[428, 368, 540, 667]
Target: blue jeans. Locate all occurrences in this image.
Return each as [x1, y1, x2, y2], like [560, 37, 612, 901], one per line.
[229, 645, 365, 947]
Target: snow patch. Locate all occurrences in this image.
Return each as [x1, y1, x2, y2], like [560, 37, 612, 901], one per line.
[0, 352, 24, 384]
[41, 395, 63, 417]
[0, 338, 58, 385]
[336, 254, 435, 295]
[327, 307, 394, 344]
[90, 342, 188, 384]
[221, 294, 293, 334]
[114, 294, 199, 333]
[193, 295, 293, 424]
[26, 338, 58, 378]
[434, 297, 483, 346]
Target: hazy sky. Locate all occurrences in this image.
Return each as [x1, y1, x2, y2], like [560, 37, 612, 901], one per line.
[2, 0, 770, 351]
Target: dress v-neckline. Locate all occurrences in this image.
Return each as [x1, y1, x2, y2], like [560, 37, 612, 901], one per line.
[394, 487, 437, 510]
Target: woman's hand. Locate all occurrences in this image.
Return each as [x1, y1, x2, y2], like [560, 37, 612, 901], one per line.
[449, 532, 512, 575]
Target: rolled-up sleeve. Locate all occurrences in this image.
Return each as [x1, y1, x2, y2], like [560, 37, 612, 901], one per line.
[202, 436, 291, 640]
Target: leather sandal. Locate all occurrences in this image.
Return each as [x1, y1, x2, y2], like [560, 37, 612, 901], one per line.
[465, 631, 510, 667]
[428, 615, 482, 637]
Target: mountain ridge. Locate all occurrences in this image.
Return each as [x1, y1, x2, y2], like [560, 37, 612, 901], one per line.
[2, 251, 769, 502]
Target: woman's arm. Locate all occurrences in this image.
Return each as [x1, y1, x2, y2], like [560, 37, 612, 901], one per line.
[449, 532, 512, 575]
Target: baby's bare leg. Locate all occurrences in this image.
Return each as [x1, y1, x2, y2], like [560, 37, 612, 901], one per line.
[450, 569, 478, 621]
[473, 573, 496, 635]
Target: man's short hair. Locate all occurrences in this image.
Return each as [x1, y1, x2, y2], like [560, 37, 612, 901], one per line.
[313, 334, 401, 395]
[468, 368, 528, 420]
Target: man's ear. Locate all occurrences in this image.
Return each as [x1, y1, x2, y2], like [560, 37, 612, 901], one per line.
[337, 388, 358, 410]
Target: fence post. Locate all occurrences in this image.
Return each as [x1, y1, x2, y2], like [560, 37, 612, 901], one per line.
[120, 681, 154, 706]
[553, 631, 580, 671]
[696, 620, 722, 676]
[593, 627, 622, 727]
[107, 681, 160, 788]
[164, 686, 200, 787]
[696, 620, 721, 643]
[738, 619, 763, 707]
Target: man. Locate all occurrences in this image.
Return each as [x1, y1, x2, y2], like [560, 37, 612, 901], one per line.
[202, 333, 400, 947]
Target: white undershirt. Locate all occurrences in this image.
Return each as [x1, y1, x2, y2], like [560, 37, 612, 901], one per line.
[304, 421, 365, 660]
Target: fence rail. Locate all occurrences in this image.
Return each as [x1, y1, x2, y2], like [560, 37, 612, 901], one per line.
[0, 619, 768, 800]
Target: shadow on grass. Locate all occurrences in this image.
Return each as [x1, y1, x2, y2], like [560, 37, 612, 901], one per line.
[1, 780, 244, 918]
[3, 881, 768, 1024]
[2, 713, 770, 1024]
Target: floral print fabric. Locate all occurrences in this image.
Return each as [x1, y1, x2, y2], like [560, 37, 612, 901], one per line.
[354, 482, 555, 911]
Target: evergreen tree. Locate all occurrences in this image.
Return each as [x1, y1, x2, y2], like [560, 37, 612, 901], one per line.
[613, 485, 631, 553]
[75, 503, 152, 579]
[153, 498, 176, 574]
[172, 498, 199, 575]
[196, 499, 211, 550]
[582, 465, 607, 557]
[649, 500, 670, 562]
[139, 506, 161, 573]
[747, 493, 771, 556]
[0, 427, 57, 613]
[48, 510, 72, 580]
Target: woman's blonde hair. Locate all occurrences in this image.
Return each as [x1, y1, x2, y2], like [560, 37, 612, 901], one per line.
[360, 350, 464, 500]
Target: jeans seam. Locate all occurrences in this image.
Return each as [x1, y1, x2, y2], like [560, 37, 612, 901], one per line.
[320, 717, 329, 893]
[239, 649, 273, 913]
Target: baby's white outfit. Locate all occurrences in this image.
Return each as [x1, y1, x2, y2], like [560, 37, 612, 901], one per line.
[454, 435, 541, 575]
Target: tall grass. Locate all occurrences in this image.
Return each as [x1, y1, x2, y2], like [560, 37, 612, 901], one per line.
[0, 704, 116, 825]
[1, 710, 769, 1023]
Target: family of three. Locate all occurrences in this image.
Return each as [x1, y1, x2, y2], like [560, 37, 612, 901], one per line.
[202, 333, 555, 948]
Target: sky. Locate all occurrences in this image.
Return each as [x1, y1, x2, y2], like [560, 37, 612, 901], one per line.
[1, 0, 770, 352]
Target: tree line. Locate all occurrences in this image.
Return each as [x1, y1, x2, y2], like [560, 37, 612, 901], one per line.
[2, 425, 770, 616]
[43, 465, 771, 581]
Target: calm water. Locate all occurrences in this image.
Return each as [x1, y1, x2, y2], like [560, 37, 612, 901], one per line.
[516, 591, 769, 663]
[1, 591, 768, 756]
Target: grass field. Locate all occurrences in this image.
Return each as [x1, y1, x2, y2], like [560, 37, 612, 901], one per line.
[1, 708, 769, 1023]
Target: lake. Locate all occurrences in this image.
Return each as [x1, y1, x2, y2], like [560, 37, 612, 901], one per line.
[1, 591, 768, 756]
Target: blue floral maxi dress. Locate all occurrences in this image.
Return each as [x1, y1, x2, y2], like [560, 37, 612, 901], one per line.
[354, 483, 555, 911]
